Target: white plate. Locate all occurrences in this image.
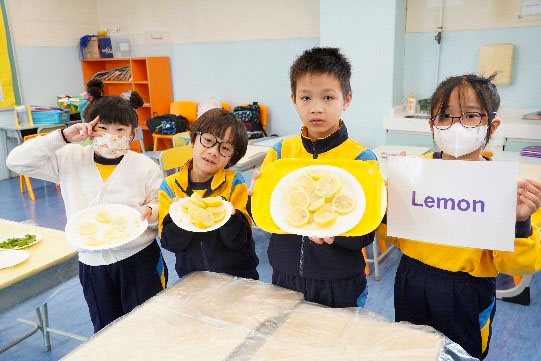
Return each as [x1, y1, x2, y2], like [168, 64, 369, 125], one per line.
[65, 204, 148, 252]
[0, 250, 30, 269]
[169, 198, 233, 233]
[270, 165, 366, 237]
[0, 232, 42, 250]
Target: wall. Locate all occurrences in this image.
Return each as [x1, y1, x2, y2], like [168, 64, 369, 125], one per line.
[320, 0, 405, 148]
[96, 0, 320, 135]
[6, 0, 98, 105]
[404, 0, 541, 109]
[97, 0, 319, 43]
[170, 38, 320, 136]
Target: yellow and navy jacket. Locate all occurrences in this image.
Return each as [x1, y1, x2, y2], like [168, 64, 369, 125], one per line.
[159, 160, 259, 279]
[260, 123, 377, 280]
[376, 151, 541, 278]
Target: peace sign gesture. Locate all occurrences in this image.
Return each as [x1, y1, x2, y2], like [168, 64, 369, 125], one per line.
[62, 116, 103, 142]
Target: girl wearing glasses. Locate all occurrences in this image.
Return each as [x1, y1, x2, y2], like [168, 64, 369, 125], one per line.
[377, 74, 541, 360]
[158, 108, 259, 280]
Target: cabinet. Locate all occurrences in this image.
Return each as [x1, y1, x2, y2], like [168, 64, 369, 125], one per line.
[81, 57, 172, 148]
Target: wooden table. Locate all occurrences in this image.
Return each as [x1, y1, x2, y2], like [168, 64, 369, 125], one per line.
[63, 272, 473, 361]
[0, 219, 84, 353]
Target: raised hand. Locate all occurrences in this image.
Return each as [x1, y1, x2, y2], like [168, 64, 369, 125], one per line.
[62, 116, 103, 142]
[516, 179, 541, 222]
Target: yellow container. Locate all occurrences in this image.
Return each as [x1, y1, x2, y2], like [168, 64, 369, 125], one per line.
[251, 158, 387, 236]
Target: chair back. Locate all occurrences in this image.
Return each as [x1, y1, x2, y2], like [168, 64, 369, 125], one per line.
[23, 133, 47, 142]
[37, 124, 67, 134]
[170, 101, 198, 125]
[172, 132, 190, 148]
[159, 145, 192, 176]
[221, 102, 232, 112]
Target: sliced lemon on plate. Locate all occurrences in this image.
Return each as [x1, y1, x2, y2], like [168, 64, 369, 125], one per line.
[315, 175, 342, 199]
[207, 205, 226, 214]
[307, 168, 328, 180]
[332, 194, 356, 215]
[203, 196, 222, 207]
[190, 193, 207, 208]
[286, 190, 310, 210]
[213, 210, 226, 223]
[285, 183, 307, 195]
[96, 211, 112, 223]
[313, 208, 338, 228]
[287, 207, 311, 227]
[195, 209, 215, 228]
[297, 174, 315, 193]
[308, 195, 325, 212]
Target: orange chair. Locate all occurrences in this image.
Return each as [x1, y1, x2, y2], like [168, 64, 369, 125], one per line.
[221, 102, 232, 112]
[19, 134, 47, 200]
[152, 101, 198, 151]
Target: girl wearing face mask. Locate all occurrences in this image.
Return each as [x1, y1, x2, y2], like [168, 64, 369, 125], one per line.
[375, 74, 541, 360]
[7, 95, 168, 333]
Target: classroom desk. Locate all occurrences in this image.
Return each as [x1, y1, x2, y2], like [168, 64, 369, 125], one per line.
[63, 272, 474, 361]
[0, 121, 80, 179]
[229, 145, 269, 172]
[0, 219, 85, 353]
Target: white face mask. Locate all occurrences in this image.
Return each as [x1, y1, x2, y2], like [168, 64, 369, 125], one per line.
[433, 123, 488, 158]
[93, 133, 131, 159]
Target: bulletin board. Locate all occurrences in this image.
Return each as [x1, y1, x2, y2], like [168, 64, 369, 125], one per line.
[0, 0, 20, 107]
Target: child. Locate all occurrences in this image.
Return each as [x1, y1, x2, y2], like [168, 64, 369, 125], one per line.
[158, 108, 259, 280]
[78, 78, 104, 122]
[7, 96, 167, 333]
[377, 74, 541, 360]
[250, 47, 376, 308]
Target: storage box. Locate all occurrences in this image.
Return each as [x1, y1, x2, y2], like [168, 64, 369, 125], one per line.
[82, 36, 100, 59]
[31, 107, 70, 124]
[98, 37, 114, 58]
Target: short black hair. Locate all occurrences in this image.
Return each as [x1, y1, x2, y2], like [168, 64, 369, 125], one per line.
[430, 73, 500, 145]
[84, 96, 138, 129]
[190, 108, 248, 167]
[290, 47, 352, 98]
[87, 78, 104, 101]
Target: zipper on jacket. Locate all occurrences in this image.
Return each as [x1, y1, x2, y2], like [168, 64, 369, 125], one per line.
[299, 236, 306, 277]
[312, 141, 317, 159]
[200, 240, 210, 271]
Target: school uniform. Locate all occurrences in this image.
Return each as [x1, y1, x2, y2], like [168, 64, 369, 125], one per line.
[6, 130, 168, 332]
[158, 160, 259, 279]
[376, 151, 541, 359]
[260, 122, 377, 308]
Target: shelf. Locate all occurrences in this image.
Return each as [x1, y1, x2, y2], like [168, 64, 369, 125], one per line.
[103, 81, 132, 84]
[133, 81, 148, 84]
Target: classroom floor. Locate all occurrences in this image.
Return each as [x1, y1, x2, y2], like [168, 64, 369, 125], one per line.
[0, 177, 539, 360]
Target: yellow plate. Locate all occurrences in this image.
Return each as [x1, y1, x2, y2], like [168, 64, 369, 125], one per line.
[252, 158, 386, 236]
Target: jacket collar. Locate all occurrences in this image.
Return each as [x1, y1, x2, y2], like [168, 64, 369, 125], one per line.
[174, 159, 227, 197]
[300, 121, 349, 158]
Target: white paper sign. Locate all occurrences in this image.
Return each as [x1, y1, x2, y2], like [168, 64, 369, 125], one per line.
[387, 156, 518, 251]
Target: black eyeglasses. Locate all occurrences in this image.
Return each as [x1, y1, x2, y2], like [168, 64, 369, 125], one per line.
[198, 132, 235, 158]
[431, 112, 491, 130]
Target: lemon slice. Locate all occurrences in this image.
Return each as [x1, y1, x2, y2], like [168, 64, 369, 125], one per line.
[298, 174, 315, 193]
[313, 208, 338, 228]
[207, 205, 226, 214]
[308, 195, 325, 212]
[307, 168, 328, 180]
[213, 210, 226, 223]
[286, 190, 310, 210]
[332, 194, 356, 214]
[203, 196, 222, 207]
[96, 211, 112, 223]
[85, 235, 105, 246]
[195, 209, 215, 228]
[287, 207, 311, 227]
[285, 183, 307, 195]
[188, 205, 202, 223]
[181, 200, 194, 212]
[78, 222, 97, 235]
[190, 193, 207, 208]
[315, 175, 342, 199]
